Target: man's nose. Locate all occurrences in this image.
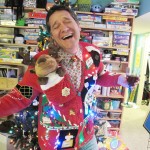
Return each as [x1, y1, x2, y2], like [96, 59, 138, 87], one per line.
[60, 23, 69, 32]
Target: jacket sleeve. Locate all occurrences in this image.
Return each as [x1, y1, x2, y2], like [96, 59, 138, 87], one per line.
[97, 61, 120, 87]
[0, 65, 42, 118]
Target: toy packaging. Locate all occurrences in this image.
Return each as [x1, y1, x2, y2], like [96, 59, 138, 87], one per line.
[113, 31, 130, 48]
[113, 0, 139, 3]
[106, 20, 131, 31]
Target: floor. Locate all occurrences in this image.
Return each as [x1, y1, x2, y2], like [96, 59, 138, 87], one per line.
[120, 103, 150, 150]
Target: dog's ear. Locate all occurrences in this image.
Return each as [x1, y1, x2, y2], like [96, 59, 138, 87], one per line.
[30, 69, 36, 74]
[19, 50, 36, 66]
[38, 77, 49, 85]
[56, 67, 65, 77]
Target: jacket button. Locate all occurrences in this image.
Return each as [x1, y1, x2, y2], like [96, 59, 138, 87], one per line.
[59, 104, 64, 107]
[77, 92, 81, 96]
[80, 109, 83, 113]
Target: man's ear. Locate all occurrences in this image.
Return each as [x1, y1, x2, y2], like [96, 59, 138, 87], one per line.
[77, 23, 81, 32]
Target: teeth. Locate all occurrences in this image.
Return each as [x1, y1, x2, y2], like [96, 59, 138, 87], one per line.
[62, 34, 72, 40]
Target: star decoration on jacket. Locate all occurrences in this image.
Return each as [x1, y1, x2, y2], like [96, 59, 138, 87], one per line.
[62, 87, 70, 97]
[70, 109, 75, 115]
[42, 116, 51, 124]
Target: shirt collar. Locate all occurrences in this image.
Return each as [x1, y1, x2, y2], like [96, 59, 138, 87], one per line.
[59, 47, 83, 63]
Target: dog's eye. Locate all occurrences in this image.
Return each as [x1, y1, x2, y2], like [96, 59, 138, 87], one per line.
[38, 58, 46, 64]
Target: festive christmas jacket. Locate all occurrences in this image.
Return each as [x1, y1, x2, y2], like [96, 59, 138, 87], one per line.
[0, 42, 120, 150]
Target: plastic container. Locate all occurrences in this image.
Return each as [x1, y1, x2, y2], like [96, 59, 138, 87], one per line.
[110, 112, 121, 119]
[15, 37, 24, 44]
[98, 111, 108, 118]
[111, 100, 120, 110]
[109, 120, 120, 128]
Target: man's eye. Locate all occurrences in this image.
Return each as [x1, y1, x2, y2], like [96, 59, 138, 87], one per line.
[53, 24, 60, 29]
[65, 20, 71, 23]
[53, 25, 59, 29]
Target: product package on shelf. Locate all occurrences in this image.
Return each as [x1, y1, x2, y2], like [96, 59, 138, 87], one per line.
[113, 0, 139, 4]
[92, 31, 113, 47]
[0, 27, 14, 44]
[24, 29, 40, 45]
[0, 8, 16, 25]
[0, 48, 19, 59]
[106, 20, 131, 31]
[113, 31, 130, 48]
[23, 0, 36, 8]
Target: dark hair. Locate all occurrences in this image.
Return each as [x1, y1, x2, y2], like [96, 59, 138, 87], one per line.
[46, 5, 78, 34]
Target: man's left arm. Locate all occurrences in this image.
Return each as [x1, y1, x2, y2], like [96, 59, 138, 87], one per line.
[96, 61, 121, 87]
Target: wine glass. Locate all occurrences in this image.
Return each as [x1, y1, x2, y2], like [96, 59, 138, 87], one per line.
[122, 67, 140, 108]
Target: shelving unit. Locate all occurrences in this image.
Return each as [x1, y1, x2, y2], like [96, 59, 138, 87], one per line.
[76, 11, 134, 137]
[0, 6, 38, 91]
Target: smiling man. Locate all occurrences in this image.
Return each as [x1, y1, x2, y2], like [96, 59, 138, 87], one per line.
[0, 5, 139, 150]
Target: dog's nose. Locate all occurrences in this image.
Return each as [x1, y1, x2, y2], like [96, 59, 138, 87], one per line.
[38, 58, 46, 64]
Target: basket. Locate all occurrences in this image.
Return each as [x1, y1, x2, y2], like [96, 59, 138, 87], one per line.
[109, 120, 120, 128]
[97, 99, 111, 110]
[110, 112, 121, 119]
[77, 0, 91, 12]
[98, 111, 108, 118]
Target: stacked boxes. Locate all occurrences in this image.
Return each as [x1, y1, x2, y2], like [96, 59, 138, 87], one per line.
[106, 20, 131, 30]
[24, 29, 40, 44]
[0, 27, 14, 44]
[77, 13, 102, 28]
[113, 31, 130, 48]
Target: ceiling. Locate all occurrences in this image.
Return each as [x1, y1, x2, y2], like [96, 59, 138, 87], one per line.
[134, 12, 150, 34]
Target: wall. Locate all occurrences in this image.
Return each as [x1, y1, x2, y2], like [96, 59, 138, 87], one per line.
[138, 0, 150, 16]
[132, 34, 150, 105]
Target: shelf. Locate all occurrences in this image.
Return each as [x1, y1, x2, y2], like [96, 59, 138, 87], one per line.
[0, 62, 25, 66]
[0, 43, 37, 47]
[0, 6, 46, 11]
[108, 128, 120, 131]
[96, 108, 122, 113]
[0, 6, 135, 19]
[98, 45, 130, 50]
[76, 11, 135, 19]
[81, 26, 132, 32]
[97, 117, 121, 121]
[0, 25, 40, 29]
[95, 93, 124, 98]
[103, 60, 128, 64]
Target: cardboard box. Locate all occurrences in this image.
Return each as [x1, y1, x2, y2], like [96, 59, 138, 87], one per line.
[0, 66, 23, 90]
[0, 77, 18, 90]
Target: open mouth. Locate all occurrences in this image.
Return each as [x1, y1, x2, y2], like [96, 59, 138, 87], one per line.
[62, 34, 73, 40]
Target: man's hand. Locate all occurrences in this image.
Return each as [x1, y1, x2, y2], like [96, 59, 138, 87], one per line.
[117, 74, 139, 88]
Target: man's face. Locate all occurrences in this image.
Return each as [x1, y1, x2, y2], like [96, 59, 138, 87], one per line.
[49, 10, 81, 54]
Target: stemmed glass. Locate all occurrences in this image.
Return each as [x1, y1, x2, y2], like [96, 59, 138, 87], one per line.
[121, 67, 140, 108]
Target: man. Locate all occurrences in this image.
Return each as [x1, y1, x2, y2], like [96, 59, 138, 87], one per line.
[0, 5, 138, 150]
